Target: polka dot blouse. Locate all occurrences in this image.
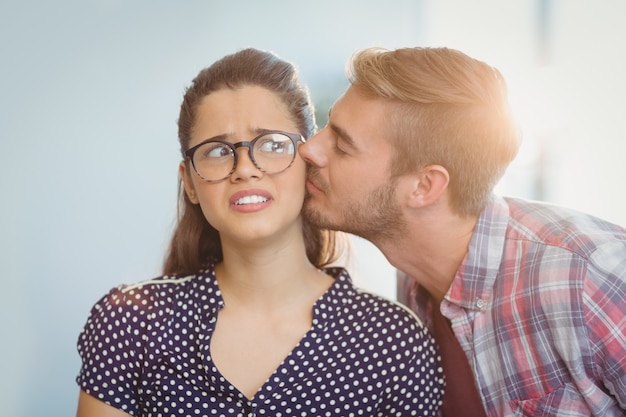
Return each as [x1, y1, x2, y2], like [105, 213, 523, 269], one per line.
[76, 263, 444, 416]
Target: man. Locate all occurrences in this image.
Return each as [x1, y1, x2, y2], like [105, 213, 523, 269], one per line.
[298, 46, 626, 416]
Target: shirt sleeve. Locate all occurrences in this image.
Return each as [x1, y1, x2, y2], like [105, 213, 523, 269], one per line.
[585, 242, 626, 410]
[76, 286, 146, 415]
[376, 311, 445, 416]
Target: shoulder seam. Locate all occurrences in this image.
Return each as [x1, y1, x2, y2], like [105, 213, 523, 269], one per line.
[357, 287, 425, 326]
[121, 275, 196, 293]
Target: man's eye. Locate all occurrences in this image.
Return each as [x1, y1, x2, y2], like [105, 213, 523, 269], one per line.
[333, 140, 348, 155]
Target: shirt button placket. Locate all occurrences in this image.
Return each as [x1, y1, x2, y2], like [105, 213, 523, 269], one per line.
[245, 401, 257, 417]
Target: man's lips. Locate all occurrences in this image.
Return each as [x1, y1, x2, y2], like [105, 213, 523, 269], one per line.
[305, 168, 328, 194]
[305, 178, 321, 194]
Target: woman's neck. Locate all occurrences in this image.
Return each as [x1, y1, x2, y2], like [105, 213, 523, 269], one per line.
[215, 237, 332, 311]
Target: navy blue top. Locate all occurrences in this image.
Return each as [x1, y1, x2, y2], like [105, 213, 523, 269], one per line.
[77, 263, 444, 416]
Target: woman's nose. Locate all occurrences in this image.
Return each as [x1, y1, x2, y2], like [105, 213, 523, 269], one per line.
[230, 147, 262, 182]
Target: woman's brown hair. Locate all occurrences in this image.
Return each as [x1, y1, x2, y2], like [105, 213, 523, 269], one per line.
[163, 48, 343, 275]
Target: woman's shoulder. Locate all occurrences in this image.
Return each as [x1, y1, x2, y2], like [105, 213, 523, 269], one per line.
[82, 267, 222, 332]
[118, 272, 212, 303]
[322, 267, 426, 330]
[355, 286, 427, 331]
[319, 268, 440, 374]
[96, 272, 211, 310]
[78, 268, 222, 355]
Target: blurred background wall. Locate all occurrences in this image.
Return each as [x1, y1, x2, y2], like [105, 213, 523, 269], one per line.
[1, 1, 625, 415]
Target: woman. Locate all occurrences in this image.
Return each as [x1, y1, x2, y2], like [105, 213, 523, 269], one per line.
[75, 48, 444, 416]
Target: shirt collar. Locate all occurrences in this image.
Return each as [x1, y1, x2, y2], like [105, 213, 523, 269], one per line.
[445, 195, 509, 311]
[196, 261, 353, 324]
[312, 267, 354, 328]
[198, 261, 226, 319]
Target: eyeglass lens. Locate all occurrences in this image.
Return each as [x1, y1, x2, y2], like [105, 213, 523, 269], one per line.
[191, 132, 297, 181]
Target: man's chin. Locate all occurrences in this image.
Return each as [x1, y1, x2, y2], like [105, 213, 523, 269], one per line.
[302, 198, 335, 230]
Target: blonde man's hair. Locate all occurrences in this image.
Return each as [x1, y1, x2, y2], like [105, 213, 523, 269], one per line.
[348, 47, 521, 217]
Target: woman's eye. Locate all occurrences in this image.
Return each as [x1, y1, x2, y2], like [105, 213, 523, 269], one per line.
[196, 143, 233, 159]
[203, 144, 231, 159]
[259, 140, 292, 154]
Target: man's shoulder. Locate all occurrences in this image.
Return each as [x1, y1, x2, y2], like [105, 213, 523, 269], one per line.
[502, 196, 626, 253]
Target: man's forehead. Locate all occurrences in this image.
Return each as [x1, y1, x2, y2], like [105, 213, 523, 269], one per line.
[328, 89, 394, 156]
[327, 88, 361, 126]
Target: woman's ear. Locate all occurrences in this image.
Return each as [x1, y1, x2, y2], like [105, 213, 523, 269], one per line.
[179, 162, 199, 204]
[405, 165, 450, 209]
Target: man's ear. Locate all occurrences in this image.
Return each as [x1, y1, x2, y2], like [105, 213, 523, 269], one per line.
[404, 165, 450, 209]
[179, 162, 199, 204]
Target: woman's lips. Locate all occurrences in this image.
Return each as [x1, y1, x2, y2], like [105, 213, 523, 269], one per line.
[229, 189, 273, 212]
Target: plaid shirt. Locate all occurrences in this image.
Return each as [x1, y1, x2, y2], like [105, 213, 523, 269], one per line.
[399, 195, 626, 416]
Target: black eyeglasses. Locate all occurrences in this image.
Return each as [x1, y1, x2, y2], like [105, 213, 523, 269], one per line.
[184, 131, 305, 182]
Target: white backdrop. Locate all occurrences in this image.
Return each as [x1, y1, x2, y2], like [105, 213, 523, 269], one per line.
[1, 1, 625, 416]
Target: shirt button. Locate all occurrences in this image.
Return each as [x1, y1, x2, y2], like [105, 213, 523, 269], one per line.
[475, 298, 486, 309]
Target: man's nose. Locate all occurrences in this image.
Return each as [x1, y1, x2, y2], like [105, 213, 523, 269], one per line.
[299, 128, 329, 167]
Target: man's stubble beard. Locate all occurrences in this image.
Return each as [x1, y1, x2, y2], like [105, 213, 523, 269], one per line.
[303, 176, 405, 243]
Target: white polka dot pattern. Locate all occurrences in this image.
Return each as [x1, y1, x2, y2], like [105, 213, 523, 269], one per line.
[76, 264, 444, 416]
